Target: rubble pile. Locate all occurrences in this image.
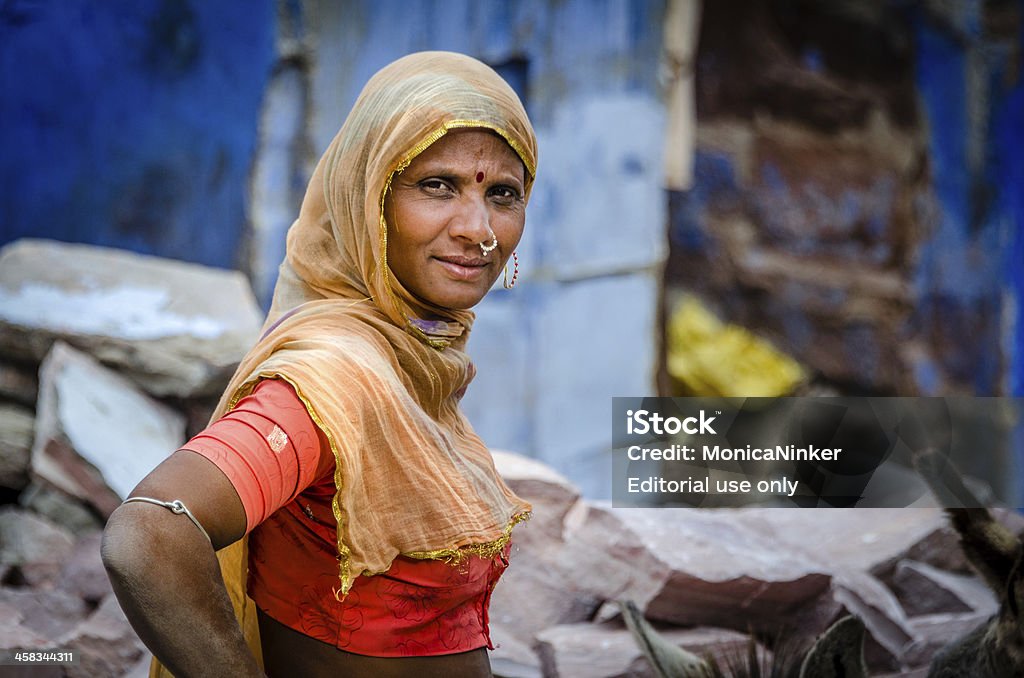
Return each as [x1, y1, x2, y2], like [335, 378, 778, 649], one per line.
[0, 239, 1009, 677]
[0, 239, 263, 677]
[489, 454, 1017, 678]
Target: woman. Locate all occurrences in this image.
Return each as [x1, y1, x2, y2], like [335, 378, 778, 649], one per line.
[102, 51, 536, 678]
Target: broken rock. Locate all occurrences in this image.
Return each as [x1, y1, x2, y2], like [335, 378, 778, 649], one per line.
[489, 621, 543, 678]
[0, 507, 74, 586]
[59, 531, 111, 605]
[0, 402, 34, 491]
[0, 359, 39, 407]
[492, 449, 583, 543]
[0, 586, 89, 643]
[60, 596, 147, 678]
[20, 480, 104, 533]
[536, 621, 752, 678]
[0, 238, 262, 398]
[571, 504, 833, 633]
[888, 559, 996, 617]
[32, 342, 185, 517]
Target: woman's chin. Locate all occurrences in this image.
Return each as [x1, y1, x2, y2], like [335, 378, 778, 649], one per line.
[409, 283, 491, 314]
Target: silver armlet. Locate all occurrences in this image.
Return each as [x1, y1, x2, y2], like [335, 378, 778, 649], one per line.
[122, 496, 212, 544]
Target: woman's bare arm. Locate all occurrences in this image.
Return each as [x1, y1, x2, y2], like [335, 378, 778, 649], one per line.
[102, 449, 264, 677]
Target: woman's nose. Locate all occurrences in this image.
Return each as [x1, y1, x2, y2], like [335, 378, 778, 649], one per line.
[449, 194, 491, 244]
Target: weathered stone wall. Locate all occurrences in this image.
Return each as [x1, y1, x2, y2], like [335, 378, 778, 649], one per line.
[665, 0, 1023, 397]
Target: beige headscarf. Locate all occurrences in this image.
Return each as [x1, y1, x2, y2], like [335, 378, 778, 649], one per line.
[154, 51, 536, 676]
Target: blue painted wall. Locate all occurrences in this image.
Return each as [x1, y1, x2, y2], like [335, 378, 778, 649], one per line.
[911, 3, 1022, 397]
[994, 29, 1024, 397]
[0, 0, 276, 269]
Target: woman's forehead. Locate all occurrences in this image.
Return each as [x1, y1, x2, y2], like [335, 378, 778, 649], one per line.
[406, 129, 525, 178]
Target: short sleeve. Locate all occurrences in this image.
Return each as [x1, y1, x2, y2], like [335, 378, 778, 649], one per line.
[182, 378, 332, 534]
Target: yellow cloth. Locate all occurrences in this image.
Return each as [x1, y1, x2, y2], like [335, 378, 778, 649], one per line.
[667, 295, 806, 396]
[153, 51, 535, 677]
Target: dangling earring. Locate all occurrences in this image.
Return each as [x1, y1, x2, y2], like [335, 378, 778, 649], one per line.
[503, 251, 519, 289]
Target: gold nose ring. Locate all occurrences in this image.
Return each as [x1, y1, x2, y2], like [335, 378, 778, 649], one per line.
[480, 231, 498, 255]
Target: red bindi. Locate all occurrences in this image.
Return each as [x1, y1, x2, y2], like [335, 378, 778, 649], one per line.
[476, 171, 484, 183]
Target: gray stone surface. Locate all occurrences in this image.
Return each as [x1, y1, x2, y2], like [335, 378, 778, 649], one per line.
[0, 595, 50, 650]
[0, 238, 262, 398]
[0, 507, 74, 572]
[872, 507, 1024, 580]
[489, 538, 602, 648]
[492, 449, 582, 543]
[902, 611, 992, 667]
[32, 342, 186, 517]
[59, 531, 111, 605]
[580, 504, 833, 632]
[0, 586, 89, 643]
[0, 452, 1001, 677]
[535, 621, 751, 678]
[0, 360, 38, 407]
[890, 559, 996, 617]
[60, 595, 148, 678]
[0, 402, 34, 491]
[830, 569, 915, 671]
[120, 653, 155, 678]
[19, 480, 104, 533]
[741, 508, 948, 573]
[490, 622, 543, 678]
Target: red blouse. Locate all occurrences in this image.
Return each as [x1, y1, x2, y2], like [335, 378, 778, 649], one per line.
[183, 378, 509, 657]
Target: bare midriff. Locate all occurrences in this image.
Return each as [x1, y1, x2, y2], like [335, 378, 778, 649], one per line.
[258, 610, 494, 678]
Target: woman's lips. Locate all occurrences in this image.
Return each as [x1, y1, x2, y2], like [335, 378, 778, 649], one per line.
[435, 255, 489, 281]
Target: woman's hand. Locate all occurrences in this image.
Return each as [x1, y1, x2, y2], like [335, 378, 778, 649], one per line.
[102, 449, 264, 677]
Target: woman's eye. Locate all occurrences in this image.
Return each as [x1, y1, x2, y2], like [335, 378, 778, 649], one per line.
[489, 186, 520, 204]
[419, 179, 452, 194]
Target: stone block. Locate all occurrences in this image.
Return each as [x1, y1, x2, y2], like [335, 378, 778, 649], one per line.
[0, 595, 50, 651]
[491, 450, 581, 543]
[60, 596, 147, 678]
[0, 403, 34, 491]
[0, 360, 38, 407]
[740, 508, 948, 573]
[0, 586, 89, 643]
[19, 481, 104, 533]
[565, 504, 833, 633]
[0, 508, 74, 578]
[59, 531, 111, 606]
[535, 621, 752, 678]
[0, 239, 262, 398]
[32, 342, 186, 517]
[888, 560, 995, 617]
[872, 507, 1024, 580]
[901, 611, 991, 668]
[120, 653, 155, 678]
[489, 538, 601, 648]
[829, 569, 915, 671]
[489, 622, 542, 678]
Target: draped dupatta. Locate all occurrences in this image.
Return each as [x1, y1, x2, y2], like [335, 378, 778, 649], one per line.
[152, 51, 537, 676]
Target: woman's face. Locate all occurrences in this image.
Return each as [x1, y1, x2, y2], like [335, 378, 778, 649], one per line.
[384, 128, 526, 312]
